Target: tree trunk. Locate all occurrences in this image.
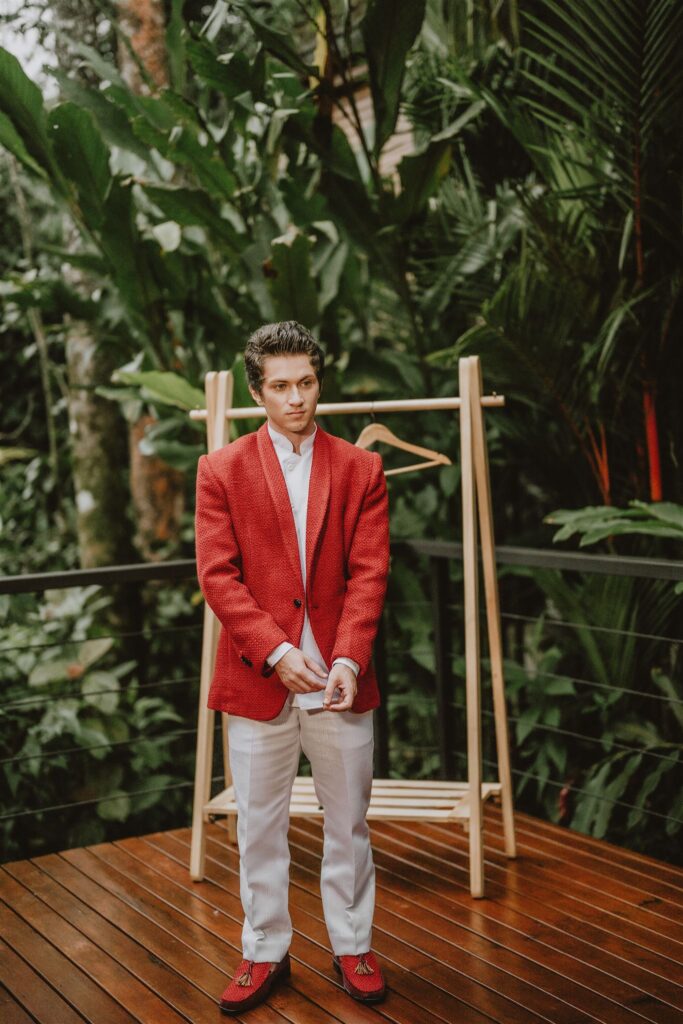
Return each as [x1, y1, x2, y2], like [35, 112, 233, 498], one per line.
[65, 326, 135, 569]
[116, 0, 186, 560]
[116, 0, 169, 93]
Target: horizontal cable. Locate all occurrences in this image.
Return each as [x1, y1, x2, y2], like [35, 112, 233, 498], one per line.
[399, 599, 683, 647]
[496, 610, 683, 647]
[0, 675, 197, 711]
[0, 773, 225, 822]
[0, 621, 202, 656]
[385, 741, 682, 826]
[386, 695, 679, 763]
[463, 703, 681, 764]
[381, 648, 683, 705]
[0, 723, 222, 767]
[523, 668, 683, 706]
[480, 755, 683, 827]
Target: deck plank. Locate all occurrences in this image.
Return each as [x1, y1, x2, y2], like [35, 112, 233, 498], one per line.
[0, 937, 83, 1024]
[489, 809, 683, 889]
[483, 806, 683, 905]
[368, 820, 683, 962]
[131, 832, 475, 1024]
[0, 884, 139, 1024]
[1, 807, 682, 1023]
[287, 819, 682, 1024]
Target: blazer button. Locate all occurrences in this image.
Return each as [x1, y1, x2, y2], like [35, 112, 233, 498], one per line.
[293, 598, 302, 608]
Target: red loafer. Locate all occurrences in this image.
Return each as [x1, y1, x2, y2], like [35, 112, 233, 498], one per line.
[333, 951, 386, 1003]
[219, 953, 291, 1014]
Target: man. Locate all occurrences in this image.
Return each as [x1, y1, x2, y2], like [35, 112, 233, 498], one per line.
[194, 321, 390, 1014]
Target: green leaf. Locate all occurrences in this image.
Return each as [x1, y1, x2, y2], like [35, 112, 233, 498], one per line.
[187, 38, 263, 99]
[134, 117, 236, 200]
[287, 111, 364, 185]
[77, 637, 114, 670]
[97, 179, 151, 325]
[96, 789, 131, 822]
[129, 773, 175, 813]
[28, 659, 72, 687]
[0, 110, 45, 176]
[239, 6, 313, 78]
[82, 672, 120, 714]
[228, 354, 258, 440]
[268, 227, 319, 326]
[432, 99, 487, 141]
[141, 184, 242, 250]
[594, 753, 643, 838]
[0, 47, 55, 176]
[166, 0, 187, 94]
[361, 0, 426, 154]
[151, 221, 182, 252]
[52, 70, 150, 161]
[544, 677, 576, 696]
[69, 41, 126, 88]
[516, 706, 541, 744]
[632, 501, 683, 532]
[0, 446, 39, 465]
[651, 669, 683, 730]
[113, 370, 205, 411]
[393, 140, 451, 223]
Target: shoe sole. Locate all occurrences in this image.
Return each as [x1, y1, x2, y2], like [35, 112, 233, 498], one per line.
[220, 958, 291, 1014]
[333, 957, 386, 1003]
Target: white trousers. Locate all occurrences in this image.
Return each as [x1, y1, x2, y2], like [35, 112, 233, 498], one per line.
[227, 696, 375, 961]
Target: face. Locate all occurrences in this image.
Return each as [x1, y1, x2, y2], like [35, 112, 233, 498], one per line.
[249, 353, 321, 444]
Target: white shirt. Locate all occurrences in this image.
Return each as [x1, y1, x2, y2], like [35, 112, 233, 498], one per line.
[265, 421, 359, 708]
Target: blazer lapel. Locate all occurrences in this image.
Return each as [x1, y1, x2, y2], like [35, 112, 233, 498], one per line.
[306, 425, 331, 587]
[256, 423, 304, 590]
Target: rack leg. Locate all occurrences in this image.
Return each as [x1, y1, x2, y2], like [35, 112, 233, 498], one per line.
[190, 606, 219, 880]
[460, 357, 484, 898]
[469, 358, 517, 859]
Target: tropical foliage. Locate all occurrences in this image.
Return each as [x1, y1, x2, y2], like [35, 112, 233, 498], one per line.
[1, 0, 681, 861]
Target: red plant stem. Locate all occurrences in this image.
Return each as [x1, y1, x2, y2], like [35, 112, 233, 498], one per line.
[585, 421, 611, 505]
[643, 381, 663, 501]
[633, 135, 662, 500]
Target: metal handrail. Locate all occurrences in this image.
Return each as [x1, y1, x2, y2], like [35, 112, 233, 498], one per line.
[2, 541, 682, 594]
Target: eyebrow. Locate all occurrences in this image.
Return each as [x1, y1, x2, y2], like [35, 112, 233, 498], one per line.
[266, 374, 315, 384]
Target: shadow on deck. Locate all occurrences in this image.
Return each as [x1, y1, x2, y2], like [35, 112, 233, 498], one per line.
[1, 806, 682, 1023]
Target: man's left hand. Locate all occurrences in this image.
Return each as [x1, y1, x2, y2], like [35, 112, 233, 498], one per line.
[323, 663, 357, 712]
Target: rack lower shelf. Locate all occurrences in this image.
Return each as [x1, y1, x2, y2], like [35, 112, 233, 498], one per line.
[204, 776, 502, 823]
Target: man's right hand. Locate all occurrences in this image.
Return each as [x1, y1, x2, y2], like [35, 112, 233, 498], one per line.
[275, 648, 327, 693]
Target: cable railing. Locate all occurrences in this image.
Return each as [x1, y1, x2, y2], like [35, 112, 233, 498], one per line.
[1, 542, 681, 860]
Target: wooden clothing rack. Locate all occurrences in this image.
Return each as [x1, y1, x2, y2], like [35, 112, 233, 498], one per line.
[188, 355, 516, 897]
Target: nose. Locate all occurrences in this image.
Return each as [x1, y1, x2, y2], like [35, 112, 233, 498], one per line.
[288, 387, 304, 406]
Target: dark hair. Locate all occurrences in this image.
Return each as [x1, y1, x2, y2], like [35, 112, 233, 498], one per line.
[245, 321, 325, 393]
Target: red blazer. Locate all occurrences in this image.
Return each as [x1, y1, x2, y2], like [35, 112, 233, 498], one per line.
[195, 421, 390, 720]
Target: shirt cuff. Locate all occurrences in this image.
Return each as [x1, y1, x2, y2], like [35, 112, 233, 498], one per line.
[332, 657, 360, 677]
[267, 641, 294, 667]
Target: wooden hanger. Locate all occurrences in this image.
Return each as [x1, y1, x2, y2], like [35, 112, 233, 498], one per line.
[355, 422, 452, 477]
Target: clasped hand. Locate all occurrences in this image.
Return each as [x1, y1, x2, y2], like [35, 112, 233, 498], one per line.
[274, 649, 357, 711]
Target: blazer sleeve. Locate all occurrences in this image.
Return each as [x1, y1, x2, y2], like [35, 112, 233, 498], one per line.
[195, 454, 289, 674]
[330, 452, 390, 676]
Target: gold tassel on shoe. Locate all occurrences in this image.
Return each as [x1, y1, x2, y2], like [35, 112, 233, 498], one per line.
[354, 956, 374, 975]
[235, 963, 253, 987]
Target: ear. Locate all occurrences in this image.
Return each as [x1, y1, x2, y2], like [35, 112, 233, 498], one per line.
[248, 385, 263, 406]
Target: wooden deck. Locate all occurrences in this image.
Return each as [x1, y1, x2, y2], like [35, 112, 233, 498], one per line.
[2, 806, 682, 1024]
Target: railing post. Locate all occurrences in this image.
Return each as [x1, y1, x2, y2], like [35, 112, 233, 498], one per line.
[374, 613, 390, 778]
[431, 555, 456, 779]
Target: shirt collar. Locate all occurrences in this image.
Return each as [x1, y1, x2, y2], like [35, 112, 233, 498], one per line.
[267, 421, 317, 459]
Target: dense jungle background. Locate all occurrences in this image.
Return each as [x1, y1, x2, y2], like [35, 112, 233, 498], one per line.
[1, 0, 682, 864]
